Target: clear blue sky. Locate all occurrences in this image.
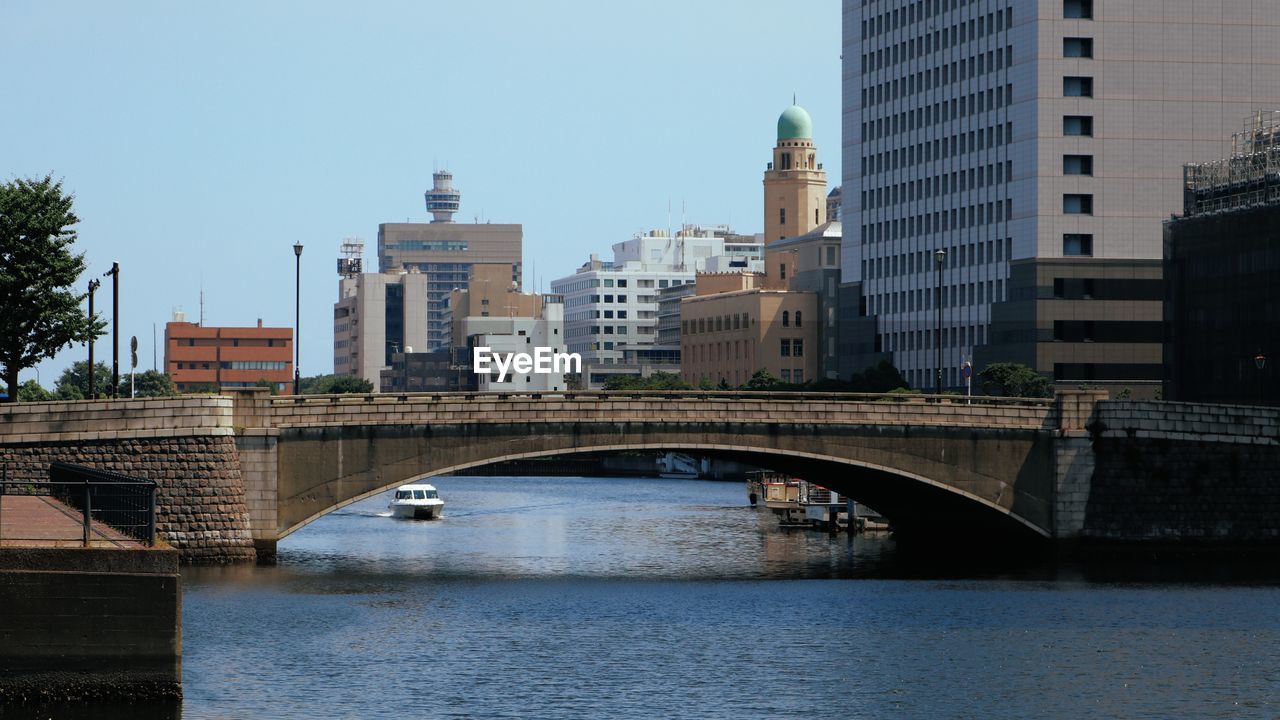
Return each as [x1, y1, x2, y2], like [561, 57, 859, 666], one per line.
[1, 1, 841, 385]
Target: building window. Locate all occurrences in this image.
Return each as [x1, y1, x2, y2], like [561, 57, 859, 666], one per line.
[1063, 37, 1093, 58]
[814, 208, 819, 224]
[782, 311, 790, 327]
[779, 208, 786, 225]
[793, 370, 803, 384]
[1063, 194, 1094, 214]
[780, 339, 791, 357]
[1063, 76, 1093, 97]
[1063, 115, 1093, 136]
[1064, 0, 1093, 19]
[1063, 234, 1094, 256]
[795, 311, 802, 327]
[1064, 155, 1094, 175]
[793, 339, 803, 357]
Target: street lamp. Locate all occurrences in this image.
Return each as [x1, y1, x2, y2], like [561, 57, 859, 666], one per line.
[87, 278, 101, 398]
[293, 242, 303, 396]
[1256, 350, 1267, 405]
[102, 263, 120, 398]
[935, 248, 946, 395]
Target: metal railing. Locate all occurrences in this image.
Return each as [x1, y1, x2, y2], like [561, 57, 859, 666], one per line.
[0, 462, 157, 547]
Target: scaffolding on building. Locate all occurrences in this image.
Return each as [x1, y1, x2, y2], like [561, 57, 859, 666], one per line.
[1183, 111, 1280, 216]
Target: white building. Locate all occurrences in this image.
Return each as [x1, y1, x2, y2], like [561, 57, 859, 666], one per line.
[550, 225, 759, 384]
[841, 0, 1280, 391]
[459, 297, 568, 392]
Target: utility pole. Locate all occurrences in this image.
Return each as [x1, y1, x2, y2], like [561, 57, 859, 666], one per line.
[87, 278, 101, 398]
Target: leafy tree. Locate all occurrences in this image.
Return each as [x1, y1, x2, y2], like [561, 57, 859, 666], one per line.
[602, 371, 691, 391]
[53, 360, 112, 400]
[742, 368, 786, 390]
[978, 362, 1053, 398]
[848, 360, 911, 393]
[696, 375, 715, 391]
[17, 379, 53, 402]
[299, 373, 374, 394]
[121, 370, 177, 398]
[180, 383, 222, 394]
[0, 175, 104, 402]
[716, 377, 731, 390]
[255, 378, 280, 396]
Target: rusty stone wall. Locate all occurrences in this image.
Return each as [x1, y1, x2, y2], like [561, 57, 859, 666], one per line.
[1, 436, 255, 563]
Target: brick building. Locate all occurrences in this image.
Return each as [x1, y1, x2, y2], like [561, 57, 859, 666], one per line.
[165, 320, 294, 394]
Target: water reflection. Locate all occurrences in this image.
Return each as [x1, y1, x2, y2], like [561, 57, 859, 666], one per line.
[11, 476, 1280, 719]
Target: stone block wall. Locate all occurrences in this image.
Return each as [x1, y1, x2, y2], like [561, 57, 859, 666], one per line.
[1, 436, 255, 563]
[1082, 400, 1280, 542]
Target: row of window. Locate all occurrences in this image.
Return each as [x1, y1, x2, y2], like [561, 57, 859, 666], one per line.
[862, 87, 1013, 144]
[681, 311, 806, 335]
[176, 338, 286, 347]
[881, 324, 988, 354]
[860, 5, 1014, 59]
[870, 280, 1006, 317]
[860, 0, 1090, 44]
[862, 46, 1013, 104]
[384, 241, 468, 253]
[864, 159, 1013, 210]
[862, 198, 1013, 245]
[865, 237, 1013, 281]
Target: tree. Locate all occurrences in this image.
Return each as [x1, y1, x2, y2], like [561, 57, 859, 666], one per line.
[255, 378, 280, 396]
[17, 379, 52, 402]
[978, 362, 1053, 398]
[848, 360, 910, 393]
[602, 371, 692, 391]
[53, 361, 112, 400]
[0, 176, 103, 402]
[122, 370, 177, 398]
[299, 373, 374, 394]
[742, 368, 786, 390]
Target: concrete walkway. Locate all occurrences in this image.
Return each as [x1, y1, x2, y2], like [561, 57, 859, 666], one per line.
[0, 495, 143, 548]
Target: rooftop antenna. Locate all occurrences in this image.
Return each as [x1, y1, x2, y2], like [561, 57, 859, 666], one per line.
[199, 278, 205, 327]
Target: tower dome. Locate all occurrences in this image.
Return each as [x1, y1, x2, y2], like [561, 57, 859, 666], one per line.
[777, 105, 813, 141]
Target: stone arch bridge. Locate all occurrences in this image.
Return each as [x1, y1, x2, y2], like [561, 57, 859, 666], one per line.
[2, 390, 1278, 562]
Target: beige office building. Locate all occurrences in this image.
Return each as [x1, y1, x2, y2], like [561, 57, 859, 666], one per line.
[680, 275, 817, 387]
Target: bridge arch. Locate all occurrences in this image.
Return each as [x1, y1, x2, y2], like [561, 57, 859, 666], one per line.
[274, 439, 1052, 543]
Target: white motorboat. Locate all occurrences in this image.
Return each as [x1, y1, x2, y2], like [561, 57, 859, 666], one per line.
[388, 483, 444, 520]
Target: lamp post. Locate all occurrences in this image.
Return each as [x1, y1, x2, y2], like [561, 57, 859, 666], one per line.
[935, 248, 946, 395]
[293, 242, 303, 396]
[103, 263, 119, 398]
[87, 278, 100, 398]
[1255, 350, 1267, 405]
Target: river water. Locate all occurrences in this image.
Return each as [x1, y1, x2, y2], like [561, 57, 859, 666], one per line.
[14, 475, 1280, 718]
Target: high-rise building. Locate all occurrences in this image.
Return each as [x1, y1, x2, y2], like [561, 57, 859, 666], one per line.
[377, 173, 522, 351]
[165, 319, 293, 394]
[841, 0, 1280, 391]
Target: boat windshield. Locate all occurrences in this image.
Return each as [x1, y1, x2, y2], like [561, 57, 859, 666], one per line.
[424, 490, 438, 499]
[412, 490, 426, 499]
[394, 490, 410, 499]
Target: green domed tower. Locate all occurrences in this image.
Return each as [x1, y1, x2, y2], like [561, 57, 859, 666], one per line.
[764, 102, 828, 248]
